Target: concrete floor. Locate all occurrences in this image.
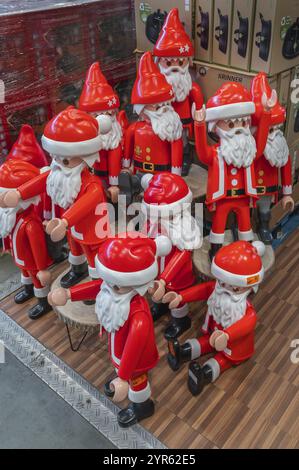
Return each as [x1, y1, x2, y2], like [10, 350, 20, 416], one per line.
[0, 350, 115, 449]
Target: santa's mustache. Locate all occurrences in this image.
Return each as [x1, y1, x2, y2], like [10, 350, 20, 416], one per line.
[161, 64, 188, 75]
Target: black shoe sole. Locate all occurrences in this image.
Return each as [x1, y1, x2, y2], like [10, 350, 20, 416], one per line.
[14, 294, 34, 304]
[188, 362, 204, 396]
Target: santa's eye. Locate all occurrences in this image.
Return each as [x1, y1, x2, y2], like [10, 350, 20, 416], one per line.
[269, 128, 274, 133]
[228, 121, 234, 129]
[242, 120, 247, 127]
[62, 159, 69, 166]
[167, 60, 172, 67]
[233, 287, 239, 292]
[179, 59, 184, 66]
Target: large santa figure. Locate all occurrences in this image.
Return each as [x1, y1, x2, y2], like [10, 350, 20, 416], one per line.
[124, 51, 183, 179]
[79, 62, 126, 203]
[251, 73, 294, 244]
[48, 232, 172, 427]
[163, 240, 265, 396]
[141, 172, 201, 339]
[0, 107, 112, 288]
[153, 8, 204, 176]
[194, 82, 276, 260]
[0, 159, 52, 319]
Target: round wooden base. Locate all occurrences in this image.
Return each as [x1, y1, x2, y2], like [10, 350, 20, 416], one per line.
[193, 231, 275, 280]
[51, 270, 99, 332]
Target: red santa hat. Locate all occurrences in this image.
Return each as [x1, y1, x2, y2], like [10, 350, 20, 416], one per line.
[6, 124, 48, 169]
[95, 232, 172, 287]
[211, 241, 265, 288]
[153, 8, 194, 57]
[251, 72, 286, 127]
[79, 62, 120, 113]
[141, 172, 192, 217]
[0, 159, 40, 193]
[41, 106, 111, 157]
[131, 52, 174, 112]
[206, 83, 255, 125]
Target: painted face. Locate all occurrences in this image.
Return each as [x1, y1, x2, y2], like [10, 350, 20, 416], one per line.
[158, 57, 189, 70]
[217, 117, 251, 132]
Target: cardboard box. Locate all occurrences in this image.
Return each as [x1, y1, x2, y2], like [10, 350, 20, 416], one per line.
[286, 66, 299, 148]
[230, 0, 256, 71]
[212, 0, 234, 66]
[193, 60, 277, 103]
[194, 0, 214, 62]
[277, 69, 292, 132]
[251, 0, 299, 75]
[135, 0, 194, 52]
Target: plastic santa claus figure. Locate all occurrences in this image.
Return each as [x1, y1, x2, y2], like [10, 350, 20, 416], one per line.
[1, 107, 112, 288]
[163, 240, 265, 396]
[141, 172, 202, 339]
[0, 159, 52, 319]
[251, 73, 294, 244]
[48, 232, 172, 427]
[79, 62, 127, 203]
[194, 82, 276, 260]
[124, 51, 183, 180]
[154, 8, 203, 176]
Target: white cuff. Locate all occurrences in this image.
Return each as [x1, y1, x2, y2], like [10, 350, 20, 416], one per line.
[88, 265, 99, 279]
[128, 383, 151, 403]
[122, 158, 131, 169]
[109, 176, 119, 186]
[283, 185, 292, 195]
[171, 303, 189, 318]
[186, 339, 201, 360]
[34, 285, 50, 298]
[203, 358, 221, 382]
[68, 253, 86, 266]
[171, 166, 182, 175]
[21, 274, 32, 285]
[209, 230, 225, 244]
[43, 211, 52, 221]
[238, 229, 254, 241]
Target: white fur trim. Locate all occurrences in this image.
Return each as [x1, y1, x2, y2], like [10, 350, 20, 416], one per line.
[171, 166, 182, 175]
[68, 252, 86, 265]
[21, 274, 32, 285]
[211, 259, 264, 287]
[40, 166, 51, 174]
[95, 256, 158, 286]
[204, 358, 221, 382]
[122, 158, 131, 168]
[128, 383, 151, 403]
[96, 114, 112, 135]
[209, 230, 225, 244]
[142, 189, 193, 217]
[206, 102, 255, 122]
[88, 265, 98, 279]
[34, 285, 50, 298]
[283, 185, 292, 195]
[70, 226, 84, 241]
[171, 303, 189, 319]
[43, 210, 52, 220]
[141, 173, 154, 191]
[109, 176, 119, 186]
[245, 166, 257, 196]
[237, 229, 254, 241]
[12, 218, 24, 266]
[0, 186, 16, 193]
[186, 339, 201, 360]
[155, 236, 172, 257]
[252, 241, 265, 257]
[133, 104, 145, 115]
[41, 134, 102, 157]
[213, 149, 225, 200]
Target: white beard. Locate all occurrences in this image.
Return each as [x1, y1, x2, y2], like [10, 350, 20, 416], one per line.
[264, 129, 289, 168]
[143, 105, 183, 142]
[216, 126, 257, 168]
[95, 281, 153, 333]
[0, 197, 40, 238]
[46, 160, 84, 210]
[98, 115, 122, 151]
[159, 63, 192, 103]
[207, 281, 249, 329]
[161, 211, 201, 251]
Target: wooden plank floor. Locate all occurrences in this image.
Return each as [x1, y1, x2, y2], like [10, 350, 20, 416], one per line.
[1, 230, 299, 448]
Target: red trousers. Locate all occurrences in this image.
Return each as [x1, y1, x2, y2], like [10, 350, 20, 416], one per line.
[210, 197, 254, 243]
[196, 334, 238, 374]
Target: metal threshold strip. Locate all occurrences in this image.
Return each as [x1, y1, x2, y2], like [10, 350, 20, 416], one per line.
[0, 308, 166, 450]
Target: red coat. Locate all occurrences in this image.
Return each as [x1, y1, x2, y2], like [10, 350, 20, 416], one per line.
[18, 167, 109, 246]
[181, 281, 257, 363]
[9, 206, 52, 272]
[124, 120, 183, 174]
[254, 154, 293, 201]
[159, 246, 195, 292]
[172, 82, 204, 138]
[70, 280, 159, 381]
[194, 112, 271, 206]
[93, 144, 122, 186]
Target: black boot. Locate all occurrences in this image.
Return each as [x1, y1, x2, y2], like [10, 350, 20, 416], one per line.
[103, 379, 115, 398]
[151, 302, 169, 321]
[188, 362, 213, 396]
[258, 211, 273, 245]
[14, 284, 34, 304]
[181, 142, 193, 177]
[117, 399, 155, 428]
[167, 339, 192, 371]
[60, 262, 88, 288]
[209, 243, 222, 262]
[28, 297, 52, 320]
[164, 315, 191, 341]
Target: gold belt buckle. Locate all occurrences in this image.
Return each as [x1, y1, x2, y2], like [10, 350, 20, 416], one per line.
[231, 188, 238, 197]
[257, 186, 266, 195]
[143, 161, 154, 172]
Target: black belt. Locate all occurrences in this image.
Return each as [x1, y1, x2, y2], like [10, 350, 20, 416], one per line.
[181, 117, 193, 125]
[227, 188, 246, 197]
[256, 185, 278, 195]
[134, 160, 171, 172]
[94, 169, 108, 177]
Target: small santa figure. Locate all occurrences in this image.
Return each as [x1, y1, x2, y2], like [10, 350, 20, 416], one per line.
[163, 240, 265, 396]
[194, 82, 276, 260]
[124, 51, 183, 180]
[48, 232, 172, 427]
[153, 8, 204, 176]
[0, 107, 112, 288]
[79, 62, 126, 203]
[0, 159, 52, 319]
[141, 172, 202, 339]
[251, 73, 295, 244]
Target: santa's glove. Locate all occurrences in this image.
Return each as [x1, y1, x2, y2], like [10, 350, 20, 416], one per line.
[162, 291, 183, 309]
[48, 287, 70, 307]
[282, 195, 295, 212]
[148, 279, 166, 302]
[262, 90, 277, 112]
[192, 104, 206, 123]
[110, 377, 129, 402]
[37, 270, 52, 287]
[0, 190, 21, 208]
[46, 218, 68, 242]
[107, 185, 120, 204]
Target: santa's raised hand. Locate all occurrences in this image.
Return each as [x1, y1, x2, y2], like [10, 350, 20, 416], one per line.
[46, 218, 68, 242]
[262, 89, 277, 112]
